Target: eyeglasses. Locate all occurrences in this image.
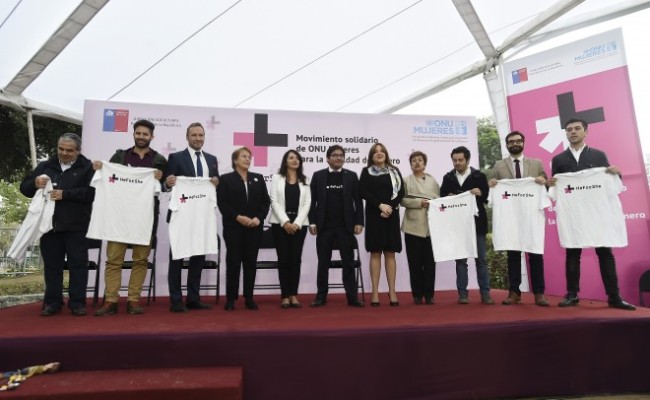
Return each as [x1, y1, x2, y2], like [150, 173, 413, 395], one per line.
[330, 154, 345, 159]
[506, 139, 524, 145]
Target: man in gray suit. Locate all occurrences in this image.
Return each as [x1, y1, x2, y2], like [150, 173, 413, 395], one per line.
[489, 131, 549, 306]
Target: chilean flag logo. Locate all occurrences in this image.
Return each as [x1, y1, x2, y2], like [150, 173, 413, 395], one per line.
[103, 109, 129, 132]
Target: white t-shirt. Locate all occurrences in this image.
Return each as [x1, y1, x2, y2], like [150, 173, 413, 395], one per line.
[168, 176, 219, 260]
[427, 191, 478, 262]
[549, 167, 627, 248]
[8, 180, 54, 261]
[489, 178, 550, 254]
[87, 162, 160, 245]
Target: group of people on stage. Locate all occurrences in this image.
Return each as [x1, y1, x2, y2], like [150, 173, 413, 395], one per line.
[19, 116, 636, 317]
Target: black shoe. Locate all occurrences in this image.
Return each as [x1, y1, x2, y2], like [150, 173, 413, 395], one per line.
[558, 293, 580, 307]
[290, 302, 302, 309]
[310, 298, 327, 308]
[224, 300, 235, 311]
[186, 301, 212, 310]
[71, 306, 87, 316]
[424, 297, 434, 305]
[413, 296, 423, 305]
[608, 296, 636, 310]
[40, 305, 61, 317]
[170, 304, 188, 313]
[348, 299, 365, 308]
[389, 301, 400, 307]
[370, 301, 380, 307]
[245, 300, 259, 310]
[281, 303, 291, 309]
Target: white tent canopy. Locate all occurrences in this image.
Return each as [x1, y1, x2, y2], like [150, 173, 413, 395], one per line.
[1, 0, 649, 129]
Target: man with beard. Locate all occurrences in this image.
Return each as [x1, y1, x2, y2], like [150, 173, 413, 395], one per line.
[93, 119, 167, 316]
[489, 131, 549, 306]
[440, 146, 494, 305]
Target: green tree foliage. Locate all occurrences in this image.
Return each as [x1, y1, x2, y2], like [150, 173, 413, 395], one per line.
[0, 180, 29, 224]
[477, 117, 502, 171]
[0, 105, 81, 182]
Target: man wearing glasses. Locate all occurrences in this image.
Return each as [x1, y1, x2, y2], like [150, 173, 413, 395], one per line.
[308, 145, 365, 307]
[489, 131, 549, 306]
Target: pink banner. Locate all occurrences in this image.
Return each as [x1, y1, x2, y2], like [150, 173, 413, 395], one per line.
[507, 66, 650, 302]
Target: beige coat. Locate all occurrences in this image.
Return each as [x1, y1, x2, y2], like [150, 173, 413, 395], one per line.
[492, 156, 547, 180]
[400, 173, 440, 238]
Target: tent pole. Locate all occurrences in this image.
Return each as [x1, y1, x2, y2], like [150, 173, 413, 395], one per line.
[26, 109, 37, 169]
[484, 62, 510, 160]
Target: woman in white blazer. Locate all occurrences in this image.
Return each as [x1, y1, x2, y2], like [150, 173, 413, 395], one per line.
[270, 150, 311, 308]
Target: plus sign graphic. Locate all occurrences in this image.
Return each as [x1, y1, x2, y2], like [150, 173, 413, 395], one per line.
[564, 185, 574, 194]
[536, 92, 605, 153]
[233, 114, 288, 167]
[180, 194, 188, 203]
[502, 191, 510, 200]
[161, 142, 176, 157]
[108, 174, 117, 183]
[438, 204, 447, 212]
[205, 115, 220, 130]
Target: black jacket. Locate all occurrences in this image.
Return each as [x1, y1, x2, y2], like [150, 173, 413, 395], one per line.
[439, 167, 489, 235]
[309, 168, 364, 233]
[20, 154, 95, 232]
[551, 146, 610, 175]
[217, 171, 271, 229]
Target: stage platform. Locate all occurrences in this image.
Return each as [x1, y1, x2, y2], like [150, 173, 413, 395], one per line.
[1, 290, 649, 400]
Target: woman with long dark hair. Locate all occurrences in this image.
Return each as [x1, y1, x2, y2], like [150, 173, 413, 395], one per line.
[270, 150, 311, 308]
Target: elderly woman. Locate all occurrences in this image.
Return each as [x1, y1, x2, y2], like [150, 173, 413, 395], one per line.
[401, 151, 440, 305]
[269, 150, 311, 308]
[217, 147, 270, 311]
[359, 143, 404, 306]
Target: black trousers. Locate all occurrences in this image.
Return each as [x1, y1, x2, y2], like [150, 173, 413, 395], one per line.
[315, 227, 357, 302]
[224, 225, 262, 301]
[404, 233, 436, 299]
[565, 247, 620, 297]
[506, 251, 545, 295]
[168, 253, 205, 306]
[272, 224, 307, 298]
[40, 230, 88, 309]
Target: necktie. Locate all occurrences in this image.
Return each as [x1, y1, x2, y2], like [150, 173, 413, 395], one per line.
[514, 159, 521, 179]
[195, 151, 203, 177]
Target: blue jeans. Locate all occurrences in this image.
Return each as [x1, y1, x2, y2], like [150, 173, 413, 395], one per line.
[455, 234, 490, 297]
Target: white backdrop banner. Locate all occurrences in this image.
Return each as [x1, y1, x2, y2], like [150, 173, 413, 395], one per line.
[83, 100, 477, 299]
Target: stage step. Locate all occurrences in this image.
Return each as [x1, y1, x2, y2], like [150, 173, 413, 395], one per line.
[7, 367, 243, 400]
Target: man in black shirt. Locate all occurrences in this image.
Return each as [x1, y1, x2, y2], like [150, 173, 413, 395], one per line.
[308, 145, 365, 307]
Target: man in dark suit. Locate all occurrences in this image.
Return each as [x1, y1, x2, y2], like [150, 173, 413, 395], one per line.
[163, 122, 219, 312]
[548, 118, 635, 310]
[489, 131, 549, 307]
[308, 145, 365, 307]
[440, 146, 494, 305]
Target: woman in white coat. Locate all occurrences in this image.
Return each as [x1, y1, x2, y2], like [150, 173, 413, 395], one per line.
[270, 150, 311, 308]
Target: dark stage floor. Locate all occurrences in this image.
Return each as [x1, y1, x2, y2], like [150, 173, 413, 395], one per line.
[2, 290, 649, 400]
